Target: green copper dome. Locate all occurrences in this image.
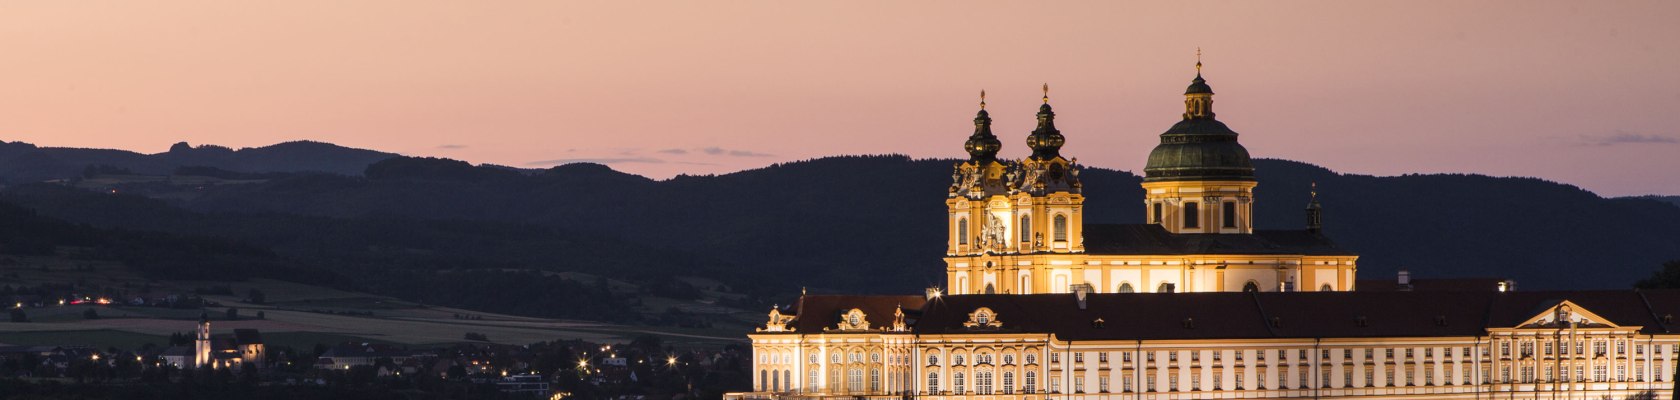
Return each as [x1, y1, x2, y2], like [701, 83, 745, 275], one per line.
[1143, 70, 1255, 182]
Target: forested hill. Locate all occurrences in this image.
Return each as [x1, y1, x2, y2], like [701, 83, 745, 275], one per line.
[2, 151, 1677, 296]
[0, 140, 397, 182]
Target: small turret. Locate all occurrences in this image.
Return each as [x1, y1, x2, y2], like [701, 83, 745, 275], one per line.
[1306, 182, 1323, 234]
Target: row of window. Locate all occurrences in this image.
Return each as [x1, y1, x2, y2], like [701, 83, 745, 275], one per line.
[1499, 338, 1650, 358]
[1150, 201, 1240, 229]
[955, 215, 1068, 245]
[928, 370, 1036, 394]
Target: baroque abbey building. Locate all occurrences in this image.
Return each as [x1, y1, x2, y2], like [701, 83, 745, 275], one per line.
[731, 63, 1680, 399]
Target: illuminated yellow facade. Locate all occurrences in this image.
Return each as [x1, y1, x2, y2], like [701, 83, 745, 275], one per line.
[945, 66, 1354, 297]
[731, 64, 1680, 400]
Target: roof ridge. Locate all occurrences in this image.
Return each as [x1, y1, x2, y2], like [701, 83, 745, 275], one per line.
[1250, 291, 1278, 337]
[1635, 290, 1669, 333]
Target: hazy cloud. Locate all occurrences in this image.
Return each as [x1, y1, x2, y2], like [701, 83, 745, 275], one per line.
[1580, 131, 1678, 146]
[657, 148, 689, 155]
[699, 146, 773, 157]
[527, 157, 666, 166]
[437, 144, 468, 149]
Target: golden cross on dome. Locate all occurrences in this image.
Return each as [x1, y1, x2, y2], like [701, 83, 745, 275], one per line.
[1196, 47, 1203, 71]
[1311, 182, 1318, 199]
[1041, 83, 1049, 103]
[980, 90, 986, 110]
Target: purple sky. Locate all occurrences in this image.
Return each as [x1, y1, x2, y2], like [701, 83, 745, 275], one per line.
[1, 1, 1676, 196]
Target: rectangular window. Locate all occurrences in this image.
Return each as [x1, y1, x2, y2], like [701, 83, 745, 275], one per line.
[1099, 376, 1110, 393]
[1147, 374, 1156, 392]
[1184, 202, 1200, 228]
[1124, 375, 1133, 392]
[1222, 202, 1237, 228]
[1074, 376, 1084, 393]
[1170, 374, 1179, 391]
[1153, 202, 1163, 224]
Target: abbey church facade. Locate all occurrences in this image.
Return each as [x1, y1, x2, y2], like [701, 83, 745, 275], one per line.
[731, 63, 1680, 399]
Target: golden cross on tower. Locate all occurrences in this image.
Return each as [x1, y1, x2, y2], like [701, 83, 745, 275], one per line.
[980, 90, 986, 110]
[1196, 47, 1203, 71]
[1041, 83, 1049, 103]
[1311, 181, 1318, 199]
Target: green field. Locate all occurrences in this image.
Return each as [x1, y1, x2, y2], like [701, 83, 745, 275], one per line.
[0, 257, 751, 350]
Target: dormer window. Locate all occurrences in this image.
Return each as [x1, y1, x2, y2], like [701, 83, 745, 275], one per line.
[964, 307, 1003, 329]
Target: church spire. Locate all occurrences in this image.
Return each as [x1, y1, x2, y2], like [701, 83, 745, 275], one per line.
[963, 90, 1002, 163]
[1184, 49, 1215, 120]
[1026, 83, 1065, 161]
[1306, 182, 1323, 233]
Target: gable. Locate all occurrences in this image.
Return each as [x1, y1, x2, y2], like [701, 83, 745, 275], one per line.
[1513, 300, 1625, 329]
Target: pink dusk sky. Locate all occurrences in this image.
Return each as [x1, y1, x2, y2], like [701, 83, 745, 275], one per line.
[1, 1, 1676, 196]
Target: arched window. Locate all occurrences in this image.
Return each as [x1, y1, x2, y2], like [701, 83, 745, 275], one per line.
[1003, 371, 1016, 393]
[1158, 282, 1175, 293]
[870, 369, 881, 391]
[1243, 281, 1260, 292]
[785, 370, 792, 391]
[954, 372, 966, 394]
[1024, 371, 1038, 392]
[1053, 214, 1068, 241]
[1118, 282, 1134, 293]
[957, 217, 968, 245]
[1019, 275, 1032, 295]
[984, 283, 995, 294]
[808, 370, 819, 390]
[1321, 283, 1334, 292]
[1020, 215, 1031, 242]
[848, 368, 863, 392]
[772, 370, 780, 391]
[1153, 202, 1164, 224]
[1184, 202, 1200, 229]
[977, 370, 994, 394]
[928, 372, 940, 392]
[760, 370, 768, 391]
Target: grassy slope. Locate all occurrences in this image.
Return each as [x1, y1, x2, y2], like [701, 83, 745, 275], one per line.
[0, 257, 749, 349]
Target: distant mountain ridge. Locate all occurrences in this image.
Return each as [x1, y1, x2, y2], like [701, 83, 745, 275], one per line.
[0, 139, 398, 183]
[1, 140, 1677, 298]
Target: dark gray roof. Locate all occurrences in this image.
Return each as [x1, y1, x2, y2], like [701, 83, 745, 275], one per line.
[1080, 224, 1357, 256]
[787, 295, 925, 333]
[777, 290, 1680, 341]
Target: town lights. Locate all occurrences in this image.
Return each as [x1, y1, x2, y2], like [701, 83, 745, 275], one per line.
[666, 356, 677, 366]
[577, 360, 588, 368]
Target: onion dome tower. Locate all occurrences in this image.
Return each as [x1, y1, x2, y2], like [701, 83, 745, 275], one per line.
[948, 91, 1013, 258]
[1008, 84, 1084, 257]
[1142, 52, 1257, 234]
